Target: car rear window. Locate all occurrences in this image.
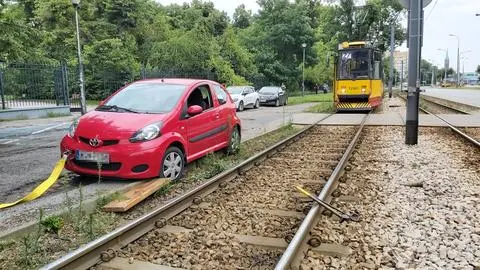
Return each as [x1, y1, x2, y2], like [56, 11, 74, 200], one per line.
[105, 83, 186, 114]
[259, 87, 279, 95]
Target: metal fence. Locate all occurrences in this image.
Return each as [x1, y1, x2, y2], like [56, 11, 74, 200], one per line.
[0, 63, 70, 110]
[0, 63, 218, 111]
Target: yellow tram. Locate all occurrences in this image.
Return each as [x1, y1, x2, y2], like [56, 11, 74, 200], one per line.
[333, 41, 384, 111]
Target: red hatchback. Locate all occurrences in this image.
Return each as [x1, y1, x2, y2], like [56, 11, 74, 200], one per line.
[60, 79, 241, 181]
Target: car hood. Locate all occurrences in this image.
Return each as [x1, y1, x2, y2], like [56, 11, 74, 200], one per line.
[76, 110, 167, 137]
[230, 94, 242, 99]
[259, 93, 277, 97]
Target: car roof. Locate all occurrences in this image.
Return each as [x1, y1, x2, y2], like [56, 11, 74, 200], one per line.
[131, 78, 219, 88]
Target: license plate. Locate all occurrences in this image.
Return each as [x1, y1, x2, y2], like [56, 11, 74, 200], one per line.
[260, 98, 266, 102]
[76, 150, 110, 164]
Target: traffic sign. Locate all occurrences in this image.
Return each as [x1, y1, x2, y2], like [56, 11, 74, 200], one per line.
[399, 0, 432, 9]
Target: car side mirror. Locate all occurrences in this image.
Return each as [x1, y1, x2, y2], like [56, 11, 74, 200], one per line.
[187, 105, 203, 116]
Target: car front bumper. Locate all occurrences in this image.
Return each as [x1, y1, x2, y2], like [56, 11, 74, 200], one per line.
[60, 135, 169, 179]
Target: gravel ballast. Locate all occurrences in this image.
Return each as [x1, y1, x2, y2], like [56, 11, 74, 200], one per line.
[300, 126, 480, 269]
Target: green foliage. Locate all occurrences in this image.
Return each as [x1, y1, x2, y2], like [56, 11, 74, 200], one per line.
[41, 215, 64, 234]
[0, 0, 407, 99]
[287, 93, 333, 105]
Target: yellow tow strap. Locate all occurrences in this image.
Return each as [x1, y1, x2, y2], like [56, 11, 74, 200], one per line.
[0, 157, 67, 209]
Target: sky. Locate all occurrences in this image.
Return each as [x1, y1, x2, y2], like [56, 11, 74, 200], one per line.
[158, 0, 480, 72]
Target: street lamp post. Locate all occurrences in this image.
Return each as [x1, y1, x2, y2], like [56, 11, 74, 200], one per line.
[449, 34, 460, 87]
[437, 48, 448, 83]
[302, 43, 306, 96]
[72, 0, 86, 115]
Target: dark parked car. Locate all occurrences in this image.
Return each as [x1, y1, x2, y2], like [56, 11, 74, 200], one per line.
[258, 86, 288, 106]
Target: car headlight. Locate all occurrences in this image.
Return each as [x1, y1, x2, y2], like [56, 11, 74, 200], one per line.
[233, 97, 239, 102]
[130, 122, 163, 143]
[68, 119, 79, 138]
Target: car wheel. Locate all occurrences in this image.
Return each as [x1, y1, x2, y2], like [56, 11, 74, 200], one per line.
[224, 126, 241, 155]
[275, 99, 280, 107]
[160, 146, 184, 181]
[284, 98, 288, 106]
[238, 101, 244, 112]
[254, 99, 260, 109]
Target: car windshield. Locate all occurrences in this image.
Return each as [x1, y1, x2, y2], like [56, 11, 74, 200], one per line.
[227, 87, 244, 95]
[259, 87, 278, 95]
[102, 83, 186, 114]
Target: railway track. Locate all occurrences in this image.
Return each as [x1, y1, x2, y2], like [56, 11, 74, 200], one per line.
[397, 95, 480, 148]
[398, 93, 470, 115]
[42, 114, 369, 269]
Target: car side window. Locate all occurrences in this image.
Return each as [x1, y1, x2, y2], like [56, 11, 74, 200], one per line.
[214, 85, 228, 105]
[187, 85, 213, 111]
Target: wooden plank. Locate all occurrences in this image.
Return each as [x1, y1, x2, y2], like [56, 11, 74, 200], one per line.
[102, 178, 170, 212]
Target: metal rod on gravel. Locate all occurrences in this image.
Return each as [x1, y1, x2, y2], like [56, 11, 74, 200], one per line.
[295, 186, 360, 222]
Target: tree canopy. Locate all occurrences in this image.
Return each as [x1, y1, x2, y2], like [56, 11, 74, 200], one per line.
[0, 0, 407, 98]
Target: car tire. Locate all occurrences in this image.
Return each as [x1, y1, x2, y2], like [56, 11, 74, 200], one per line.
[254, 99, 260, 109]
[238, 101, 244, 112]
[275, 99, 280, 107]
[224, 126, 241, 155]
[284, 98, 288, 106]
[160, 146, 185, 181]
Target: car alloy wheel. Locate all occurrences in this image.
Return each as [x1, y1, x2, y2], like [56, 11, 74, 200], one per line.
[161, 147, 184, 181]
[238, 101, 244, 112]
[255, 99, 260, 108]
[226, 127, 241, 154]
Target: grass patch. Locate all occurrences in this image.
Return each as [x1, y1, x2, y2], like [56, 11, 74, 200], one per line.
[86, 100, 100, 106]
[305, 102, 335, 113]
[287, 93, 333, 106]
[46, 112, 71, 118]
[0, 124, 301, 269]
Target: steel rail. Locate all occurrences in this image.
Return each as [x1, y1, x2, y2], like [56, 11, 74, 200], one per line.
[398, 95, 480, 148]
[420, 95, 470, 115]
[41, 114, 334, 270]
[275, 112, 370, 270]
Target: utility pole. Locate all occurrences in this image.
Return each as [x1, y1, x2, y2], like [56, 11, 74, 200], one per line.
[388, 22, 395, 98]
[302, 43, 306, 96]
[400, 60, 404, 92]
[405, 0, 424, 145]
[431, 67, 435, 86]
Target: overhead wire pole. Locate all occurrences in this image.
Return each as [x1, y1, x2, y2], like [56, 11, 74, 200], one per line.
[388, 22, 395, 98]
[405, 0, 424, 145]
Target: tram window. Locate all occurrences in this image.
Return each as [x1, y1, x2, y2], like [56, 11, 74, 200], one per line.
[374, 61, 381, 79]
[338, 50, 370, 80]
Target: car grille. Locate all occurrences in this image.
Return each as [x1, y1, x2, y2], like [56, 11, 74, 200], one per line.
[73, 160, 122, 171]
[79, 136, 119, 147]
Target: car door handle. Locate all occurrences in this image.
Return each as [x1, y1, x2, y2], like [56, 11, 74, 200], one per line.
[215, 113, 220, 119]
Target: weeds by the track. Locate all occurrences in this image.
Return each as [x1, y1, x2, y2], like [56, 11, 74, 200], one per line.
[0, 124, 300, 269]
[287, 93, 333, 105]
[305, 102, 335, 113]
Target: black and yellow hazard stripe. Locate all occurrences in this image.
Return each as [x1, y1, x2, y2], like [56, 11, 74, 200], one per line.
[336, 102, 371, 110]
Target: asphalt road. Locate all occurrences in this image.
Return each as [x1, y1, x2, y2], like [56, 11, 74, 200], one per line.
[0, 103, 316, 232]
[422, 87, 480, 108]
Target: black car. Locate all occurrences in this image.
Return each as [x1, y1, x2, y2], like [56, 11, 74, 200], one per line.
[258, 86, 288, 106]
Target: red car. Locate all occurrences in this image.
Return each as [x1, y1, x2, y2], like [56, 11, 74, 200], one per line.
[60, 79, 241, 181]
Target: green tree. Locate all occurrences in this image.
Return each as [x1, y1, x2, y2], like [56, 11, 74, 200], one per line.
[232, 4, 251, 29]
